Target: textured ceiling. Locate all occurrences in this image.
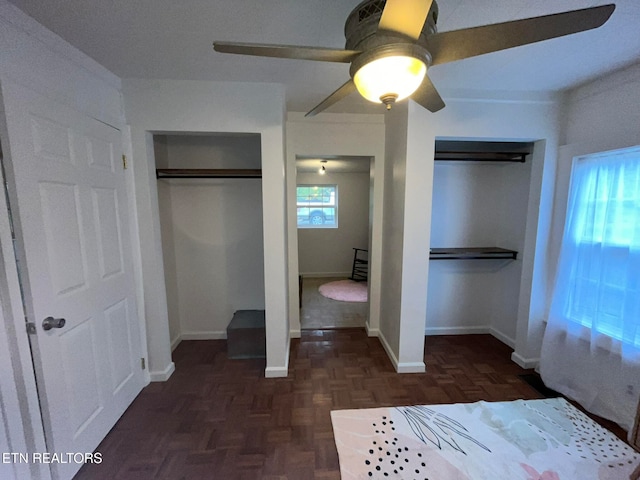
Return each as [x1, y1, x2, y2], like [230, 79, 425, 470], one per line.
[7, 0, 640, 114]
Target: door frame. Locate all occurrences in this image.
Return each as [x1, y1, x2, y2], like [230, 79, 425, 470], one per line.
[0, 100, 51, 480]
[294, 155, 377, 330]
[285, 113, 386, 339]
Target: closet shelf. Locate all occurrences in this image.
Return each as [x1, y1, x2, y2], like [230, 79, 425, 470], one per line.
[429, 247, 518, 260]
[434, 151, 527, 162]
[156, 168, 262, 179]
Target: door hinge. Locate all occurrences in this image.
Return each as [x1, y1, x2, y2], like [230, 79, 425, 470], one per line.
[26, 322, 36, 335]
[141, 358, 146, 370]
[122, 154, 128, 170]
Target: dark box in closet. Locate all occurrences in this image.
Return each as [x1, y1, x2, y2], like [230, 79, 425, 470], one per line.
[226, 310, 266, 359]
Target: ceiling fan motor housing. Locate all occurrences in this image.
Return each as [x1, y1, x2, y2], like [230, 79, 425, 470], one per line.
[345, 0, 438, 105]
[344, 0, 439, 54]
[348, 42, 432, 81]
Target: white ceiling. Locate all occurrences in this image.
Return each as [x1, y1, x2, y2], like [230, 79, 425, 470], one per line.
[297, 156, 371, 174]
[8, 0, 640, 114]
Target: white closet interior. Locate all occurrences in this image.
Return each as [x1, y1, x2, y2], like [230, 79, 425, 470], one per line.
[427, 141, 534, 346]
[153, 133, 265, 348]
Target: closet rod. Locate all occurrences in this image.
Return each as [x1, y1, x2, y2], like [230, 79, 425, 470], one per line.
[434, 151, 527, 162]
[156, 168, 262, 179]
[429, 247, 518, 260]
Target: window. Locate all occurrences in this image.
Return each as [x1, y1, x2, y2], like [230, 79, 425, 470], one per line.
[296, 185, 337, 228]
[552, 146, 640, 347]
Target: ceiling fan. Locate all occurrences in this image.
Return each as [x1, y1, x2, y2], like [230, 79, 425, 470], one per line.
[213, 0, 615, 117]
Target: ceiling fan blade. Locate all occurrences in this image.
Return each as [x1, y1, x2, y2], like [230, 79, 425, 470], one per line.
[411, 74, 445, 112]
[213, 41, 359, 63]
[378, 0, 434, 40]
[305, 80, 357, 117]
[428, 4, 615, 66]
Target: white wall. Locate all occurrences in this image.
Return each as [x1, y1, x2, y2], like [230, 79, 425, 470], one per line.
[0, 2, 131, 477]
[427, 159, 532, 346]
[122, 79, 288, 378]
[297, 171, 370, 277]
[156, 179, 181, 347]
[164, 134, 262, 169]
[378, 103, 406, 357]
[153, 136, 181, 346]
[492, 160, 533, 343]
[564, 63, 640, 150]
[286, 112, 385, 338]
[163, 180, 265, 341]
[549, 63, 640, 285]
[156, 134, 265, 346]
[540, 63, 640, 430]
[406, 93, 561, 369]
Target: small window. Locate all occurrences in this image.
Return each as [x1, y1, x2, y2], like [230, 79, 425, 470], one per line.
[297, 185, 338, 228]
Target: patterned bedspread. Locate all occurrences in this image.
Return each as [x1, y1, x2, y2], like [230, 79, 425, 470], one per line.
[331, 398, 639, 479]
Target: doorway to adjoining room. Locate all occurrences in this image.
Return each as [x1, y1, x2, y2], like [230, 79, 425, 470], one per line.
[295, 156, 371, 330]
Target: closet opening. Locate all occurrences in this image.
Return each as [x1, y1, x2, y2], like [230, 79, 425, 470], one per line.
[153, 133, 266, 356]
[295, 155, 373, 330]
[427, 139, 535, 348]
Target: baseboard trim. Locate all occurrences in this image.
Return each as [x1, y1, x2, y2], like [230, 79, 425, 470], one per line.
[170, 335, 182, 352]
[396, 362, 426, 374]
[265, 366, 288, 378]
[290, 329, 301, 339]
[171, 332, 227, 352]
[377, 331, 399, 371]
[149, 362, 175, 382]
[425, 326, 490, 336]
[377, 331, 426, 373]
[424, 326, 516, 349]
[489, 327, 516, 349]
[180, 331, 227, 340]
[300, 272, 351, 278]
[365, 322, 379, 337]
[264, 334, 290, 378]
[511, 352, 540, 369]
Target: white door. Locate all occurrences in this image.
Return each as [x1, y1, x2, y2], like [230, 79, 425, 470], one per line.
[2, 81, 144, 480]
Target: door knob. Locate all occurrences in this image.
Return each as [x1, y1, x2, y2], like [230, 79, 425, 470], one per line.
[42, 316, 66, 331]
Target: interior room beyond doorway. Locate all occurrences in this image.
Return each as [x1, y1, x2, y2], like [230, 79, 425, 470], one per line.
[296, 156, 372, 330]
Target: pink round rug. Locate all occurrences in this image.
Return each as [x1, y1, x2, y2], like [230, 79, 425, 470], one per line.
[318, 280, 368, 303]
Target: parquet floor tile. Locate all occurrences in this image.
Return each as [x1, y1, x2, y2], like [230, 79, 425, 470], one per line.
[76, 329, 626, 479]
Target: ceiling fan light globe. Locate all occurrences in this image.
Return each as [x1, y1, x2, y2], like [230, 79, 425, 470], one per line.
[353, 55, 426, 104]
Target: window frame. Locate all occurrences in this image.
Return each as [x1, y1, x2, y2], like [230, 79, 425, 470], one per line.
[558, 146, 640, 346]
[296, 184, 338, 229]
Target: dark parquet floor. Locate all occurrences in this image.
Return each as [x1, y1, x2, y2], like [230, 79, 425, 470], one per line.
[76, 330, 627, 479]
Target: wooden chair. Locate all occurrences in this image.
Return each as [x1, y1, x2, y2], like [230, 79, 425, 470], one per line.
[349, 248, 368, 282]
